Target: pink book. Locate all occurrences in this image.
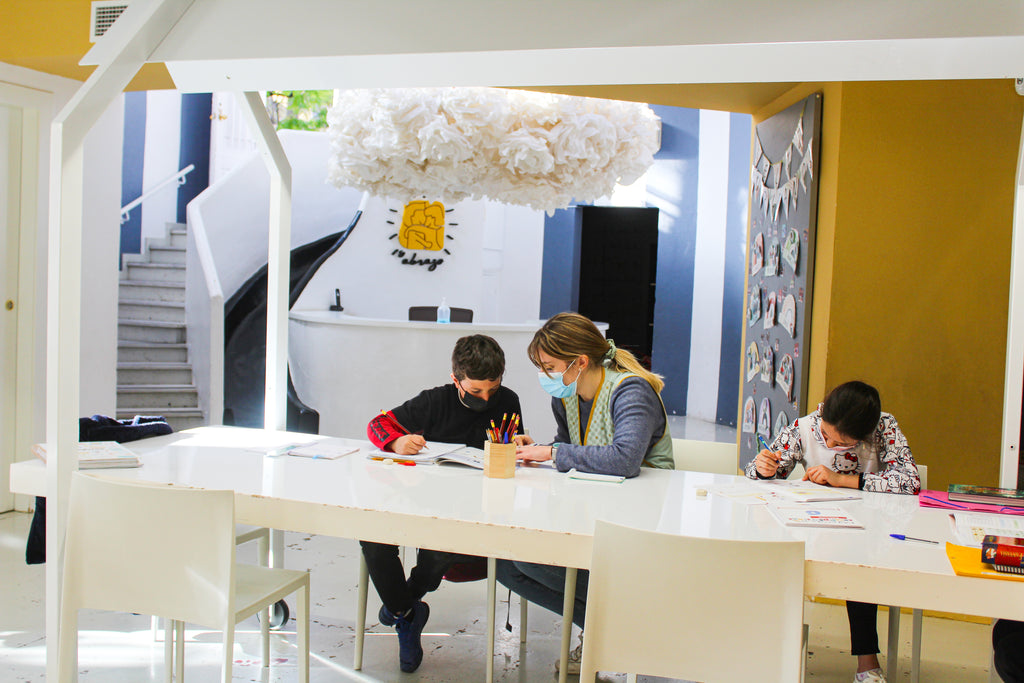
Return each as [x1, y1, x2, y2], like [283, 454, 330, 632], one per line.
[919, 489, 1024, 516]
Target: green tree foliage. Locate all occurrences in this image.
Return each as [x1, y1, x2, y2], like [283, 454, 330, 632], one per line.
[268, 90, 333, 131]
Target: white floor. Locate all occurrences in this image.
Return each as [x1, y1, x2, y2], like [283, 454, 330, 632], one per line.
[0, 507, 996, 682]
[665, 415, 738, 444]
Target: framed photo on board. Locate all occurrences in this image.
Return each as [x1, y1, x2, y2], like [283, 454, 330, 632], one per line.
[739, 93, 822, 469]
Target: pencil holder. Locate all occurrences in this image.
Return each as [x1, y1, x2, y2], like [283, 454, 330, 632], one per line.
[484, 441, 516, 479]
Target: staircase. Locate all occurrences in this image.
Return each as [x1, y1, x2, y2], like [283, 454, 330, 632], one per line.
[116, 223, 205, 431]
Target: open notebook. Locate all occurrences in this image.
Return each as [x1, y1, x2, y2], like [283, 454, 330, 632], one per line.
[368, 441, 487, 469]
[32, 441, 141, 469]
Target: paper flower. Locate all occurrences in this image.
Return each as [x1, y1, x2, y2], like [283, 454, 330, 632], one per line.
[326, 87, 661, 213]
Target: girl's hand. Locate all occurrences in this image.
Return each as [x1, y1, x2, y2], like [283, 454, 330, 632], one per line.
[516, 444, 552, 463]
[802, 465, 858, 489]
[514, 434, 534, 447]
[754, 448, 781, 477]
[391, 434, 426, 455]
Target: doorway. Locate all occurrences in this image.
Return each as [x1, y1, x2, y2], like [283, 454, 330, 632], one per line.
[576, 206, 659, 367]
[1, 105, 21, 512]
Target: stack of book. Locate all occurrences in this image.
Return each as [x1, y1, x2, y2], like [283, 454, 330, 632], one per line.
[982, 535, 1024, 575]
[948, 484, 1024, 508]
[32, 441, 141, 469]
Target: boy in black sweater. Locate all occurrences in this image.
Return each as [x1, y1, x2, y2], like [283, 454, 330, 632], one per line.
[362, 334, 523, 673]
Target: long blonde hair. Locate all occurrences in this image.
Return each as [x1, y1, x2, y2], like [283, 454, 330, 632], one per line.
[528, 312, 665, 393]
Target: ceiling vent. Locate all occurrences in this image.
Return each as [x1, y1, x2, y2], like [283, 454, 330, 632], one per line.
[90, 1, 129, 42]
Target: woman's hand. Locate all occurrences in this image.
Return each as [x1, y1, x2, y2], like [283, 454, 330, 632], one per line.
[514, 433, 534, 447]
[802, 465, 859, 489]
[516, 444, 552, 463]
[390, 434, 426, 455]
[754, 448, 781, 478]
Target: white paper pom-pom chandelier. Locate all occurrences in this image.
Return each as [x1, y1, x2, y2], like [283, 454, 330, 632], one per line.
[326, 87, 661, 213]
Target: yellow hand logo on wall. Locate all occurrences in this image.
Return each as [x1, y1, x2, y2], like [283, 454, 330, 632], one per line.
[399, 200, 446, 251]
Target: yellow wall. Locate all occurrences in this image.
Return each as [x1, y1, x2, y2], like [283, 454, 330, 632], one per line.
[0, 0, 173, 89]
[541, 79, 1021, 489]
[756, 80, 1022, 490]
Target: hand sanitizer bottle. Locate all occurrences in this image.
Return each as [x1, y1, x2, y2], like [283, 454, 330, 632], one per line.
[437, 298, 451, 324]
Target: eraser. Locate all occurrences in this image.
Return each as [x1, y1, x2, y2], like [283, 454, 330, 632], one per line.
[696, 488, 708, 497]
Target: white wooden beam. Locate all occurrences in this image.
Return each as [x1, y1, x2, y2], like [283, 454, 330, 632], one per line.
[164, 37, 1024, 93]
[236, 91, 292, 433]
[44, 1, 195, 679]
[1002, 105, 1024, 489]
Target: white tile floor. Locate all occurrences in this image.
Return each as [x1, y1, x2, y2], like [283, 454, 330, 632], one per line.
[0, 503, 996, 682]
[665, 415, 738, 444]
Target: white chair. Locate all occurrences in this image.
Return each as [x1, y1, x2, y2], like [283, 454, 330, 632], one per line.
[580, 520, 805, 683]
[153, 525, 271, 653]
[59, 472, 310, 682]
[886, 463, 928, 683]
[671, 437, 739, 474]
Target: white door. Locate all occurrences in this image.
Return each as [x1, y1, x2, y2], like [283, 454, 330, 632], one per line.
[209, 92, 257, 185]
[0, 104, 21, 512]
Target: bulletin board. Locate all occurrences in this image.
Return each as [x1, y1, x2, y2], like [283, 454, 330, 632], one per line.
[739, 93, 822, 469]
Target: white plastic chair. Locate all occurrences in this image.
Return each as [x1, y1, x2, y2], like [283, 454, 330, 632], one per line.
[153, 525, 271, 654]
[58, 472, 310, 682]
[579, 520, 805, 682]
[886, 462, 928, 683]
[671, 438, 740, 474]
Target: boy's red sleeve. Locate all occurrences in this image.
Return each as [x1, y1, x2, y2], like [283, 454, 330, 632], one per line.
[367, 412, 403, 450]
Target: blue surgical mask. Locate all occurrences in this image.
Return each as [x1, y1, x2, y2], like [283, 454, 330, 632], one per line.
[537, 359, 580, 399]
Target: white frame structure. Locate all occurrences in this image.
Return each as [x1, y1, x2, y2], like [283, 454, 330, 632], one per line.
[43, 1, 1024, 679]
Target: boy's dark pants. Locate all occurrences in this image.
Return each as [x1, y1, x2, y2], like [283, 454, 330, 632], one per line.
[360, 540, 473, 615]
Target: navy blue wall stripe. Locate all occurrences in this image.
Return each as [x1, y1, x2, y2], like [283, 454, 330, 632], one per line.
[120, 91, 147, 257]
[540, 206, 582, 318]
[648, 105, 700, 415]
[715, 112, 752, 426]
[176, 93, 212, 223]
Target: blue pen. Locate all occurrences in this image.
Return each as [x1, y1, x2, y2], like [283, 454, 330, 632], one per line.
[757, 434, 771, 451]
[890, 534, 938, 545]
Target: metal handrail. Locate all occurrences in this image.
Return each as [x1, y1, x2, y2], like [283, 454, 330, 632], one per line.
[120, 163, 195, 224]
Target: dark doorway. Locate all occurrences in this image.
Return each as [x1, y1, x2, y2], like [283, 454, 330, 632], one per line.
[577, 206, 660, 368]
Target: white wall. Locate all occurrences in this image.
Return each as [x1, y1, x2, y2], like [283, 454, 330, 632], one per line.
[192, 130, 364, 301]
[140, 90, 182, 244]
[686, 110, 731, 422]
[0, 62, 117, 509]
[293, 194, 544, 322]
[79, 98, 124, 417]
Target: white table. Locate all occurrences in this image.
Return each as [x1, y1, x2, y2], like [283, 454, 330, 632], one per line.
[12, 427, 1024, 676]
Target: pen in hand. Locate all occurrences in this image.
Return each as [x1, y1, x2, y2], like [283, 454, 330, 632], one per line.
[890, 534, 938, 544]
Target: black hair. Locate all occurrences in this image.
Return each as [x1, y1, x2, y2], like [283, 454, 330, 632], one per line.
[451, 335, 505, 381]
[820, 380, 882, 441]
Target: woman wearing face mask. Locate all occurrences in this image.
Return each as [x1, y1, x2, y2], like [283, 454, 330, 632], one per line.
[498, 312, 673, 675]
[746, 380, 920, 683]
[514, 311, 675, 475]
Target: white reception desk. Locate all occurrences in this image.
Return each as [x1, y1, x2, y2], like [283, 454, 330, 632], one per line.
[288, 311, 605, 441]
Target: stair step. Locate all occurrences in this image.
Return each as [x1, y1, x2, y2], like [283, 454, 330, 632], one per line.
[118, 298, 186, 323]
[125, 262, 185, 284]
[115, 407, 205, 432]
[117, 362, 193, 385]
[117, 384, 199, 409]
[118, 319, 186, 343]
[148, 245, 187, 265]
[118, 279, 185, 303]
[118, 342, 188, 363]
[168, 230, 187, 248]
